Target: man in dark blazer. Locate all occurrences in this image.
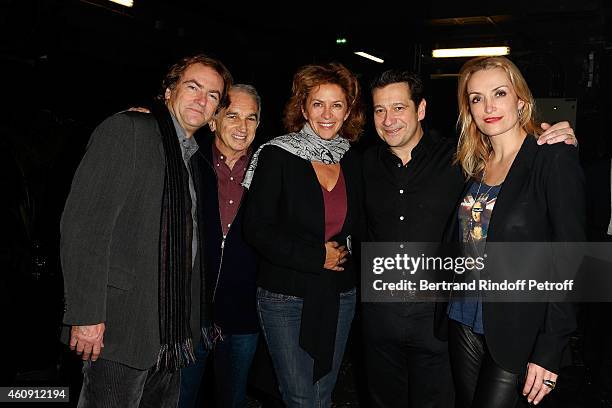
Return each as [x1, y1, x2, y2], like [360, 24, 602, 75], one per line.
[60, 54, 232, 407]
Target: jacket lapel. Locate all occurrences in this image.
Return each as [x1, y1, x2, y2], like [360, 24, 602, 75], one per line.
[340, 153, 354, 236]
[487, 136, 538, 242]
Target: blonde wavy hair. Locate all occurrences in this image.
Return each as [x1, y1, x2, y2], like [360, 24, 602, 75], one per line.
[455, 56, 542, 178]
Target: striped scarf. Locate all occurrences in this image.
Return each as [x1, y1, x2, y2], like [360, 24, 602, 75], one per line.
[152, 102, 195, 370]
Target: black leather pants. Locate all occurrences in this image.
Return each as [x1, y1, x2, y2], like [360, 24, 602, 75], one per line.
[448, 320, 527, 408]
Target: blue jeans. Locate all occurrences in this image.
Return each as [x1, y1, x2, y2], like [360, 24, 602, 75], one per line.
[178, 332, 259, 408]
[257, 287, 356, 408]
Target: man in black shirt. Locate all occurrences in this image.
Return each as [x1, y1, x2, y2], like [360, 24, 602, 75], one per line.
[361, 70, 578, 408]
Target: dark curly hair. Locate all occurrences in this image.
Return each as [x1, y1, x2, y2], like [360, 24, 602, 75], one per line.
[283, 62, 365, 142]
[160, 54, 233, 110]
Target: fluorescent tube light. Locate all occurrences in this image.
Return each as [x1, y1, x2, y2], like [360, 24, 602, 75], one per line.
[108, 0, 133, 7]
[430, 74, 460, 79]
[354, 51, 384, 64]
[432, 46, 510, 58]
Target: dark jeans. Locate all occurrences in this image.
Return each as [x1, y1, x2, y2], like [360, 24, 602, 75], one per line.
[362, 302, 454, 408]
[77, 358, 180, 408]
[257, 287, 356, 408]
[178, 333, 259, 408]
[448, 319, 527, 408]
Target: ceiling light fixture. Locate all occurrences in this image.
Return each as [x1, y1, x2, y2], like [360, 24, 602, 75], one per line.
[354, 51, 384, 64]
[108, 0, 134, 7]
[432, 46, 510, 58]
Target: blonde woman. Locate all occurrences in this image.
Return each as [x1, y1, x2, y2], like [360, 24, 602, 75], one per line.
[446, 57, 585, 407]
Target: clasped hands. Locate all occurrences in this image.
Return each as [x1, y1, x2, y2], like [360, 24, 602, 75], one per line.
[324, 241, 348, 271]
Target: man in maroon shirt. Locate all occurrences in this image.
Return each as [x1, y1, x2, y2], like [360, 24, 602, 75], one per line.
[209, 85, 258, 237]
[179, 84, 261, 408]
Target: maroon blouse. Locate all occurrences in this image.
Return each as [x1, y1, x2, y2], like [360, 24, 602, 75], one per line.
[212, 144, 251, 237]
[321, 169, 347, 241]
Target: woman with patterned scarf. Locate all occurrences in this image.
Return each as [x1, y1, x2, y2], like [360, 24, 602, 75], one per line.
[243, 62, 365, 407]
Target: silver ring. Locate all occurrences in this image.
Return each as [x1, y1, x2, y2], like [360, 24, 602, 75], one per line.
[543, 379, 556, 390]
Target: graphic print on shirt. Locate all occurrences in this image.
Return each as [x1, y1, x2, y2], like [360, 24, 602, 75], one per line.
[458, 181, 501, 257]
[449, 181, 501, 334]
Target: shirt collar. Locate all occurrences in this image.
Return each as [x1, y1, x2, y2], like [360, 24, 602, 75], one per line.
[211, 140, 253, 168]
[378, 129, 437, 165]
[413, 128, 437, 157]
[169, 109, 199, 160]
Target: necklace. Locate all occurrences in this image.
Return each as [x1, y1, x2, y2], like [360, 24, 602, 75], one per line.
[472, 167, 494, 207]
[468, 167, 495, 244]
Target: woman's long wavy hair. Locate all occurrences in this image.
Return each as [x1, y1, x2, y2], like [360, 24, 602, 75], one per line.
[455, 56, 542, 178]
[283, 62, 365, 142]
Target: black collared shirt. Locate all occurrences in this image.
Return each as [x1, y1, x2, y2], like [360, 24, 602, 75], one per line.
[362, 131, 465, 242]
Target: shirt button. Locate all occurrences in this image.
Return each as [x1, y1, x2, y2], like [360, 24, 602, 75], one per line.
[227, 223, 231, 228]
[230, 177, 234, 181]
[220, 155, 225, 160]
[397, 163, 401, 168]
[399, 189, 404, 194]
[216, 163, 220, 167]
[399, 216, 404, 221]
[229, 200, 234, 204]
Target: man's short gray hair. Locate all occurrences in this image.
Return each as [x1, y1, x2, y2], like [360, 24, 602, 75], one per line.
[230, 84, 262, 121]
